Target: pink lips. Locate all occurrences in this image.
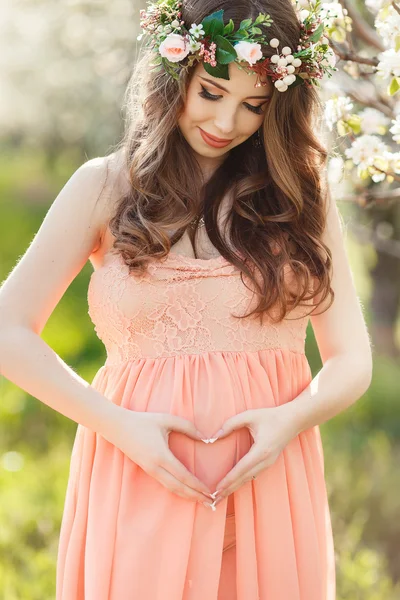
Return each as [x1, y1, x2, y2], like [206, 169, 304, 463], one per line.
[198, 127, 233, 148]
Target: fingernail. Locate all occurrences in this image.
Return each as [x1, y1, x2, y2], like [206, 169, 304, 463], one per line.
[204, 492, 215, 499]
[209, 490, 220, 499]
[202, 501, 216, 511]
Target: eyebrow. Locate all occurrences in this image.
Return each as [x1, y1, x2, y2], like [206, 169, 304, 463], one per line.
[198, 75, 271, 100]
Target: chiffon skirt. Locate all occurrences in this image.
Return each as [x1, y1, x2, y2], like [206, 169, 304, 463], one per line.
[56, 348, 336, 599]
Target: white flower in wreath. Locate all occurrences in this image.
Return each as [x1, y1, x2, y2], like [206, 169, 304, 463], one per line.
[188, 38, 201, 53]
[189, 23, 205, 39]
[159, 33, 190, 62]
[234, 41, 263, 66]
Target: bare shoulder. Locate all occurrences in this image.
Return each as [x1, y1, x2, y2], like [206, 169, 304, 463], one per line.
[91, 147, 131, 258]
[0, 148, 130, 334]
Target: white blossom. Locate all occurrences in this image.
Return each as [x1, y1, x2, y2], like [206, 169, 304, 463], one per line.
[375, 5, 400, 48]
[389, 116, 400, 142]
[319, 3, 346, 28]
[344, 134, 388, 171]
[387, 150, 400, 172]
[327, 156, 345, 186]
[324, 96, 354, 131]
[377, 49, 400, 79]
[299, 10, 310, 21]
[359, 107, 390, 134]
[370, 150, 400, 181]
[365, 0, 391, 14]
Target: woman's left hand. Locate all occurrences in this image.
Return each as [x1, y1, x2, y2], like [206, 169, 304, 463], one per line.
[210, 404, 300, 507]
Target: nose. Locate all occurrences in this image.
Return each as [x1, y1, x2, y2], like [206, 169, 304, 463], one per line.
[213, 104, 236, 136]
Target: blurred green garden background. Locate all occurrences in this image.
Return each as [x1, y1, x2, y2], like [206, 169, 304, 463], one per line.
[1, 0, 400, 598]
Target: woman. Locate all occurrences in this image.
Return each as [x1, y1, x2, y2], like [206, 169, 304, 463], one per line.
[0, 0, 372, 598]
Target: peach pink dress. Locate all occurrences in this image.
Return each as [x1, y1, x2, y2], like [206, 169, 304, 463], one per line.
[56, 248, 336, 600]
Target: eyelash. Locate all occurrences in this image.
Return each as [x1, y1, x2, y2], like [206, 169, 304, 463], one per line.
[198, 85, 265, 115]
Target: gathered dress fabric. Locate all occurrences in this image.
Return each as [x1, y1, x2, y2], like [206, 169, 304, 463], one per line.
[56, 248, 336, 600]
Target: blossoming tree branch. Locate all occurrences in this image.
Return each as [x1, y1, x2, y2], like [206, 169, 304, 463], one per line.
[311, 0, 400, 206]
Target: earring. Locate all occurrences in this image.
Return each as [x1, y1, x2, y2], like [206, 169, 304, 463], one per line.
[253, 129, 263, 148]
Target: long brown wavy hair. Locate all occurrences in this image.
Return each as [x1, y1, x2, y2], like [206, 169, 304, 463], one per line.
[107, 0, 335, 324]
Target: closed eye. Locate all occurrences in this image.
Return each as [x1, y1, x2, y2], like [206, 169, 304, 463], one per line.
[198, 84, 266, 115]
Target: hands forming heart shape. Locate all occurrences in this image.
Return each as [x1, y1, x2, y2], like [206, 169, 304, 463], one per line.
[196, 404, 300, 509]
[106, 402, 300, 510]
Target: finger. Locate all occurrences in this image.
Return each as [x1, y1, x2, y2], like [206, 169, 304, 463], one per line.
[214, 445, 262, 491]
[155, 466, 215, 504]
[210, 410, 253, 440]
[213, 465, 264, 507]
[165, 415, 206, 441]
[163, 452, 214, 499]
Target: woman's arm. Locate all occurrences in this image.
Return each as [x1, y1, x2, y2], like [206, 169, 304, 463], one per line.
[0, 155, 124, 440]
[286, 182, 373, 435]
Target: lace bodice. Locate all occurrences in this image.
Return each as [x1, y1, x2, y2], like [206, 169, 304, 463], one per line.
[87, 250, 311, 366]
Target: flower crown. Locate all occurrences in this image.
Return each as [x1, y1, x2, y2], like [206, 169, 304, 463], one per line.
[137, 0, 337, 92]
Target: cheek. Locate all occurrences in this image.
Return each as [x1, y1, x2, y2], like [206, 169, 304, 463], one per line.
[183, 94, 215, 125]
[237, 114, 265, 138]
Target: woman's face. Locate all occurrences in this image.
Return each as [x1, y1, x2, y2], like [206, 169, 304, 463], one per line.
[178, 61, 272, 164]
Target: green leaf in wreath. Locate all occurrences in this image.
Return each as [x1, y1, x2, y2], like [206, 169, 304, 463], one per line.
[223, 19, 235, 35]
[151, 55, 163, 66]
[203, 61, 230, 80]
[202, 10, 224, 37]
[239, 18, 253, 30]
[254, 14, 266, 25]
[232, 30, 249, 39]
[308, 22, 325, 43]
[215, 35, 237, 64]
[249, 27, 262, 35]
[161, 57, 179, 80]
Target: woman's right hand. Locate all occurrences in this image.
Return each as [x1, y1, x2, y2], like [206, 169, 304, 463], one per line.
[102, 406, 215, 504]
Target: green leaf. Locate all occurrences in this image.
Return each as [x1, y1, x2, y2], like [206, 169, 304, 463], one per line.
[308, 22, 325, 43]
[388, 77, 400, 96]
[254, 13, 266, 25]
[337, 119, 350, 137]
[203, 61, 230, 80]
[347, 115, 362, 135]
[215, 35, 237, 64]
[359, 168, 371, 180]
[231, 30, 249, 39]
[202, 10, 224, 37]
[151, 55, 163, 66]
[396, 35, 400, 52]
[161, 57, 180, 80]
[208, 18, 224, 38]
[249, 27, 262, 35]
[223, 19, 235, 35]
[239, 18, 253, 30]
